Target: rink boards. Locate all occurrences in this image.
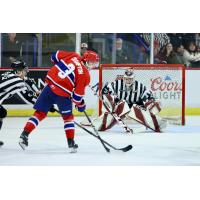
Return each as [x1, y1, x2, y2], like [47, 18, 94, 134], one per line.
[1, 68, 200, 116]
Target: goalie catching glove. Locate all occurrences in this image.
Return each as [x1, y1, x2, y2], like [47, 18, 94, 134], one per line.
[75, 99, 86, 112]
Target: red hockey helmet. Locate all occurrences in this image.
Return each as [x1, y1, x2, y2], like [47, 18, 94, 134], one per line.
[82, 50, 100, 69]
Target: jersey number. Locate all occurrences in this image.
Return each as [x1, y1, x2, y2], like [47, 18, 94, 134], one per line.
[58, 63, 75, 79]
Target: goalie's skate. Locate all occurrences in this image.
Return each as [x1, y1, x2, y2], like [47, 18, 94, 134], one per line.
[19, 131, 29, 150]
[159, 118, 167, 130]
[0, 141, 4, 147]
[67, 138, 78, 153]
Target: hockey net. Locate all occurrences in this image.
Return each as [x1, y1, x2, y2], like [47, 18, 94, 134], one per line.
[99, 64, 185, 125]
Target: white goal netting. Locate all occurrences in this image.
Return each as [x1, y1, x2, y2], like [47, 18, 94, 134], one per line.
[99, 64, 185, 125]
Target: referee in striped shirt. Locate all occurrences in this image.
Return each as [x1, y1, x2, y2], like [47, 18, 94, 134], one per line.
[0, 60, 38, 146]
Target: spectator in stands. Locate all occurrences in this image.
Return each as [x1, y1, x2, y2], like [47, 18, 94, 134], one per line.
[1, 33, 23, 67]
[1, 33, 38, 67]
[196, 45, 200, 53]
[155, 43, 180, 64]
[195, 33, 200, 51]
[116, 38, 130, 64]
[182, 34, 196, 48]
[183, 41, 200, 68]
[167, 33, 183, 50]
[80, 43, 88, 56]
[175, 45, 186, 65]
[141, 33, 170, 55]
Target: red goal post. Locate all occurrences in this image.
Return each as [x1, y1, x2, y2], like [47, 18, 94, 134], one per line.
[99, 64, 185, 125]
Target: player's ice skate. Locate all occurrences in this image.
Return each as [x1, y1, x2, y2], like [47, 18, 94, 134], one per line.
[67, 138, 78, 153]
[19, 131, 29, 150]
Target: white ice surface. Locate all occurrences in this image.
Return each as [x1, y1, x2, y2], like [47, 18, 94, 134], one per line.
[0, 116, 200, 166]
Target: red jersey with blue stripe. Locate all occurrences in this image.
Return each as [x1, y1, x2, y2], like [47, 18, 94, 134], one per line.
[45, 50, 90, 105]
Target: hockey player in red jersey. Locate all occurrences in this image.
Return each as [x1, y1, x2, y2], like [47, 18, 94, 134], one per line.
[19, 50, 99, 153]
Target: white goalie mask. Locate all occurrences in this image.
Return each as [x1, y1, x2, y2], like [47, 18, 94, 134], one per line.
[123, 69, 135, 87]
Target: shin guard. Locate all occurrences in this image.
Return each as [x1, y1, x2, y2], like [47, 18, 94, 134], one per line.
[62, 115, 75, 139]
[24, 110, 47, 133]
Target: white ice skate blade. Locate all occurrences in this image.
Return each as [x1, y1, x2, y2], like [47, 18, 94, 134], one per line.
[69, 148, 77, 153]
[19, 140, 27, 150]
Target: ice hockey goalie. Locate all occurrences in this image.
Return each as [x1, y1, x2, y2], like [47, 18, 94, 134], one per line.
[90, 69, 167, 133]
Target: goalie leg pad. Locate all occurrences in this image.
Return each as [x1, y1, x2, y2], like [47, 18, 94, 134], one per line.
[88, 112, 116, 131]
[128, 104, 167, 132]
[103, 94, 115, 112]
[94, 100, 131, 131]
[98, 112, 117, 131]
[144, 100, 161, 115]
[114, 100, 130, 117]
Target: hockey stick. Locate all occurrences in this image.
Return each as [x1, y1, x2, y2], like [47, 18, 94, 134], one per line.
[74, 121, 133, 152]
[54, 108, 110, 152]
[83, 110, 110, 153]
[89, 85, 134, 134]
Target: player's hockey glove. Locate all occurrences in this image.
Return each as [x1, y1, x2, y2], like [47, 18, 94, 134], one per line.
[75, 99, 86, 112]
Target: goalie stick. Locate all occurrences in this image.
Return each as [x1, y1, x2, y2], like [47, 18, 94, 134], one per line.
[74, 121, 133, 152]
[89, 85, 134, 134]
[83, 110, 110, 153]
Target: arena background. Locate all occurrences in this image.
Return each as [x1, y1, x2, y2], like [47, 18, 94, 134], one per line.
[0, 67, 200, 116]
[1, 33, 200, 118]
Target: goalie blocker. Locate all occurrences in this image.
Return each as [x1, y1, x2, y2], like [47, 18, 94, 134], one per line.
[90, 94, 167, 133]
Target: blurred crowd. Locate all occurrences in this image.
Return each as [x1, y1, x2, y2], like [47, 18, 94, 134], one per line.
[154, 33, 200, 68]
[1, 33, 37, 67]
[1, 33, 200, 68]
